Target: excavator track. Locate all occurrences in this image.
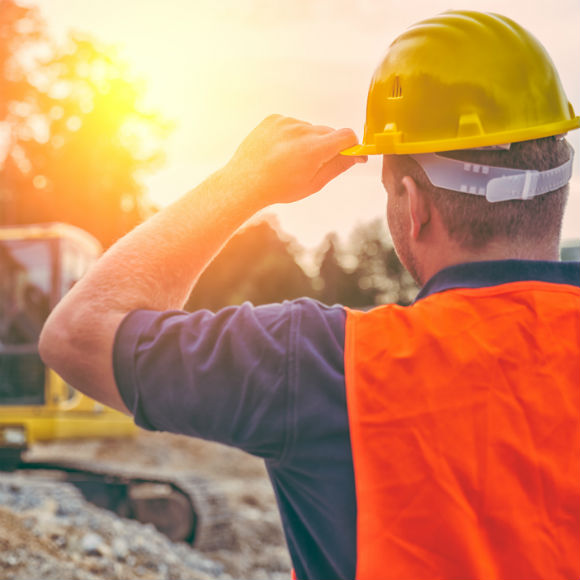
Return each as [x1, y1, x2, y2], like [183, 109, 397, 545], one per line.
[15, 458, 236, 552]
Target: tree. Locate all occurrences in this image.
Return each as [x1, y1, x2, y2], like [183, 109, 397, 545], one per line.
[0, 1, 171, 247]
[0, 0, 44, 223]
[313, 220, 418, 308]
[347, 219, 418, 306]
[186, 217, 314, 311]
[185, 216, 418, 311]
[316, 233, 367, 307]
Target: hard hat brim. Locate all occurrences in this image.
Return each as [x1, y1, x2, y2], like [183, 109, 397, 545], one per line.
[341, 117, 580, 156]
[341, 144, 378, 156]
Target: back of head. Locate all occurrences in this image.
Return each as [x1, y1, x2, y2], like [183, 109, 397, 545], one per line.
[344, 10, 579, 251]
[389, 138, 572, 251]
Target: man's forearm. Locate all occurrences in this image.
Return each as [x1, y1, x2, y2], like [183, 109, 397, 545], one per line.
[39, 115, 364, 412]
[86, 168, 263, 315]
[39, 168, 262, 411]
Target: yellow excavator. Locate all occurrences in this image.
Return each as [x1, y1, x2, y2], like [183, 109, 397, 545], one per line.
[0, 222, 135, 465]
[0, 223, 232, 550]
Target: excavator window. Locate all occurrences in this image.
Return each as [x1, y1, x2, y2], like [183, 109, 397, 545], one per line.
[0, 239, 52, 405]
[60, 240, 95, 295]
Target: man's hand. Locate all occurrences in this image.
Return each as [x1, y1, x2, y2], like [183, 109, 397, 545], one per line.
[223, 115, 366, 205]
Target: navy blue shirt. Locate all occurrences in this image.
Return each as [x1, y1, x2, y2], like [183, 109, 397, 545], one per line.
[113, 260, 580, 580]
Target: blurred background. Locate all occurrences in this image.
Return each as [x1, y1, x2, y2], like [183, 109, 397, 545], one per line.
[1, 0, 579, 308]
[0, 6, 578, 576]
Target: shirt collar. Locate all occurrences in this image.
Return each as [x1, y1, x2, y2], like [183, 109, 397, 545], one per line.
[415, 260, 580, 302]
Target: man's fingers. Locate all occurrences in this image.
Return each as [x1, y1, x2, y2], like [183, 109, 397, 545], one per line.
[310, 124, 335, 135]
[310, 153, 367, 193]
[309, 127, 367, 192]
[315, 128, 360, 158]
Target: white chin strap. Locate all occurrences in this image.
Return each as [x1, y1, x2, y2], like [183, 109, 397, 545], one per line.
[409, 150, 574, 202]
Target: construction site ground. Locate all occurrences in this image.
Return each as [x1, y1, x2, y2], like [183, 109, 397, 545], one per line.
[0, 431, 291, 579]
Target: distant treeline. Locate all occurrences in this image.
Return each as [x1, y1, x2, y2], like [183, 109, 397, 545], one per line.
[186, 217, 418, 310]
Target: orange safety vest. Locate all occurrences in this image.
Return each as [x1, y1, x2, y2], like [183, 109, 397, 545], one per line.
[345, 281, 580, 580]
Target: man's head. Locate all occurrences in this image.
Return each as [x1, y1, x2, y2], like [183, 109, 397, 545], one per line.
[381, 137, 572, 283]
[342, 10, 579, 284]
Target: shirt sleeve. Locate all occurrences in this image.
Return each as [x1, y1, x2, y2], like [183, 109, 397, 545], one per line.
[113, 301, 295, 459]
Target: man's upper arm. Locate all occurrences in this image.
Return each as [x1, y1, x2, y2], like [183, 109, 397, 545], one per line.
[112, 302, 296, 459]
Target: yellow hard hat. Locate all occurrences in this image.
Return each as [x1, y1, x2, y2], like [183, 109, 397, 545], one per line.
[343, 10, 580, 156]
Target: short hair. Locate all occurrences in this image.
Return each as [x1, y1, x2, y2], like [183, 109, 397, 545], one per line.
[386, 137, 571, 250]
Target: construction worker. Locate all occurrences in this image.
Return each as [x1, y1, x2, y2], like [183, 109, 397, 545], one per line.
[40, 10, 580, 580]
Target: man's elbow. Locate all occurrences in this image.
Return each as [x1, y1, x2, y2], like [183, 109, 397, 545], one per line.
[39, 301, 99, 386]
[38, 309, 77, 377]
[39, 305, 130, 414]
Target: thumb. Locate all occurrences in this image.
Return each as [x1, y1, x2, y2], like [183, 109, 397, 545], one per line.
[309, 154, 367, 194]
[315, 127, 360, 158]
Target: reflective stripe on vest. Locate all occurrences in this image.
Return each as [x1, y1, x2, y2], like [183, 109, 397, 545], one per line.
[345, 281, 580, 580]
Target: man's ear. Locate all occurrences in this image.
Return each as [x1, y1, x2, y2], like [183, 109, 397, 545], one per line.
[401, 176, 430, 240]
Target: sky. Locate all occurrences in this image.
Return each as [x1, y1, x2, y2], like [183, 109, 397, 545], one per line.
[30, 0, 580, 248]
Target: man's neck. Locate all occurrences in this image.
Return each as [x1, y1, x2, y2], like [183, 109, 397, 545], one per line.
[417, 238, 560, 286]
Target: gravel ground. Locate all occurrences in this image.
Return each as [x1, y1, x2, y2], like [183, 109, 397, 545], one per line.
[0, 431, 291, 580]
[0, 475, 226, 580]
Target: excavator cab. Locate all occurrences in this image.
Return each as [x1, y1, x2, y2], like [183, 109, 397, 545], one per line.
[0, 223, 135, 468]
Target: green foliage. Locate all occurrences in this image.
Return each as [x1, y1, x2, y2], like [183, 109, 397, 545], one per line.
[315, 233, 365, 306]
[0, 0, 43, 118]
[346, 219, 418, 306]
[0, 1, 171, 247]
[314, 220, 418, 307]
[0, 0, 43, 222]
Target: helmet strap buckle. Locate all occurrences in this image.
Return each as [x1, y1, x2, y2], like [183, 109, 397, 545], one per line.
[410, 150, 574, 202]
